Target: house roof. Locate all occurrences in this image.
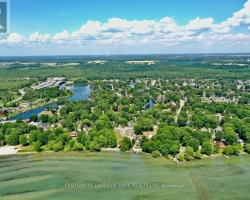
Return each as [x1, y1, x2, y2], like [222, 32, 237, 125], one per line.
[219, 142, 226, 147]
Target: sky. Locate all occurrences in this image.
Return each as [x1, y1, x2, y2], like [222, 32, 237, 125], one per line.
[0, 0, 250, 56]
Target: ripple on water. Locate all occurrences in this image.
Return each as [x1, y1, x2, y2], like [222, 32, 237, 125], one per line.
[0, 152, 249, 200]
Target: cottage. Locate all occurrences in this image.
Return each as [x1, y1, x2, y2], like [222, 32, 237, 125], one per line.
[219, 142, 226, 148]
[179, 146, 186, 152]
[238, 139, 245, 145]
[70, 131, 77, 138]
[135, 139, 141, 147]
[215, 126, 222, 132]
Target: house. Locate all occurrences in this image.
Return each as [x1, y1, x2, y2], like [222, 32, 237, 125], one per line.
[238, 139, 245, 145]
[70, 131, 77, 138]
[29, 121, 39, 126]
[215, 126, 222, 132]
[179, 146, 186, 152]
[135, 139, 141, 147]
[201, 127, 208, 132]
[40, 123, 50, 130]
[219, 142, 226, 148]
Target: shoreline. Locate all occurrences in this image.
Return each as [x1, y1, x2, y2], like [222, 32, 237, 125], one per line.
[0, 145, 247, 162]
[0, 146, 21, 155]
[0, 94, 72, 120]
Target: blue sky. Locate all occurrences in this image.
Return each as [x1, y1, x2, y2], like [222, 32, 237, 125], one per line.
[1, 0, 250, 55]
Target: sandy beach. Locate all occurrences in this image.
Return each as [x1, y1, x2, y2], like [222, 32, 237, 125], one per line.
[0, 146, 20, 155]
[101, 147, 120, 151]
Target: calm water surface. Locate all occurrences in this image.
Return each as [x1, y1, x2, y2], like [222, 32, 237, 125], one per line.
[10, 85, 92, 120]
[0, 152, 249, 200]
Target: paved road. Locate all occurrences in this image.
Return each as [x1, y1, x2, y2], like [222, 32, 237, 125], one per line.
[2, 89, 26, 106]
[175, 99, 185, 123]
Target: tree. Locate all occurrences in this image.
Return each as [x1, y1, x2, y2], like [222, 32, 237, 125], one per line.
[201, 141, 212, 155]
[16, 117, 24, 123]
[193, 151, 202, 159]
[224, 130, 238, 145]
[28, 125, 38, 132]
[0, 133, 5, 146]
[177, 116, 186, 127]
[119, 137, 132, 152]
[160, 143, 170, 157]
[29, 114, 38, 122]
[184, 146, 194, 161]
[37, 131, 50, 145]
[29, 130, 38, 144]
[95, 120, 111, 131]
[47, 140, 56, 150]
[81, 134, 91, 149]
[89, 141, 101, 152]
[57, 133, 71, 145]
[194, 118, 203, 128]
[169, 144, 179, 156]
[186, 138, 199, 151]
[34, 141, 42, 152]
[232, 144, 241, 155]
[73, 142, 85, 151]
[82, 119, 91, 127]
[76, 131, 84, 143]
[53, 142, 64, 152]
[134, 118, 154, 135]
[19, 135, 28, 146]
[152, 150, 161, 158]
[244, 143, 250, 153]
[54, 127, 64, 136]
[205, 115, 218, 129]
[98, 135, 107, 147]
[215, 131, 224, 141]
[40, 114, 49, 123]
[213, 142, 220, 154]
[223, 145, 234, 155]
[6, 134, 19, 145]
[48, 133, 56, 141]
[177, 152, 185, 161]
[134, 125, 143, 135]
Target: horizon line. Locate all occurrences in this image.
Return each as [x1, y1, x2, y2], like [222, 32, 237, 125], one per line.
[1, 52, 250, 58]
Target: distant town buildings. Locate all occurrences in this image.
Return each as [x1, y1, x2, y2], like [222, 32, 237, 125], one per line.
[32, 77, 66, 90]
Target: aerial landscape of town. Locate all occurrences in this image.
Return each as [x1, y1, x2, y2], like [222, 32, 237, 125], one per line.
[1, 54, 250, 159]
[1, 0, 250, 200]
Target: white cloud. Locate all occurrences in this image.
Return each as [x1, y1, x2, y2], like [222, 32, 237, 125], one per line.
[54, 30, 70, 40]
[130, 20, 155, 35]
[28, 32, 50, 43]
[2, 1, 250, 55]
[186, 17, 214, 31]
[7, 33, 25, 43]
[211, 23, 231, 34]
[72, 20, 102, 38]
[103, 18, 131, 32]
[225, 0, 250, 27]
[156, 17, 179, 33]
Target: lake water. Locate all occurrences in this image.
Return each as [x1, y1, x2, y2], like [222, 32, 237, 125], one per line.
[0, 152, 249, 200]
[144, 99, 154, 110]
[10, 85, 92, 120]
[148, 99, 154, 108]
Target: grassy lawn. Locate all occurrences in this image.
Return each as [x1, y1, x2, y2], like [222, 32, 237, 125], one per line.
[114, 130, 123, 146]
[18, 145, 35, 152]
